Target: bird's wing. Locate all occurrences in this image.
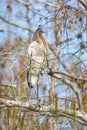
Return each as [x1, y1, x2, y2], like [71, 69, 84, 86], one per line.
[27, 41, 44, 88]
[28, 41, 45, 63]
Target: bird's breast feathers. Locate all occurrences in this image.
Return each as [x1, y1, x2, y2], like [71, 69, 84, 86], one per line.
[28, 41, 45, 61]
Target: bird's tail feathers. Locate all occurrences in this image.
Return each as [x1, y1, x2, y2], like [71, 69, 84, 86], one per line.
[27, 70, 33, 88]
[27, 70, 39, 88]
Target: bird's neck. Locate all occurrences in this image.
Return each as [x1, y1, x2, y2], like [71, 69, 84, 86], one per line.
[36, 33, 48, 48]
[40, 35, 48, 48]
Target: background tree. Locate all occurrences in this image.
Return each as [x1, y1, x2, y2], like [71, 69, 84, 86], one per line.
[0, 0, 87, 130]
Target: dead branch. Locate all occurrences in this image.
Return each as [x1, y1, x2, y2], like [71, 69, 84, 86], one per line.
[0, 98, 87, 126]
[0, 15, 34, 33]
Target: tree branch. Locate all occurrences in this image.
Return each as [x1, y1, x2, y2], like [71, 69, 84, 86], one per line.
[78, 0, 87, 9]
[48, 72, 81, 109]
[0, 15, 34, 33]
[0, 98, 87, 125]
[15, 0, 30, 6]
[50, 69, 87, 82]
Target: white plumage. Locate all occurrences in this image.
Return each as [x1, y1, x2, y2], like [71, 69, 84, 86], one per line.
[28, 41, 45, 87]
[27, 27, 48, 99]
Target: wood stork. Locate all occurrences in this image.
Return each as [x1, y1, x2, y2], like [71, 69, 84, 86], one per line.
[27, 26, 48, 104]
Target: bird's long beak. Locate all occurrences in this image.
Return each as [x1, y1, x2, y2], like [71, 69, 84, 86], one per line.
[40, 28, 44, 33]
[41, 28, 44, 33]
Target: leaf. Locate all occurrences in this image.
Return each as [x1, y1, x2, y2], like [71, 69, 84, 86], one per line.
[80, 43, 85, 49]
[71, 97, 76, 122]
[70, 77, 75, 82]
[65, 97, 68, 117]
[18, 112, 25, 129]
[55, 94, 58, 123]
[49, 90, 54, 105]
[12, 105, 17, 130]
[20, 83, 26, 98]
[76, 33, 82, 39]
[82, 93, 87, 112]
[77, 80, 84, 89]
[7, 4, 12, 12]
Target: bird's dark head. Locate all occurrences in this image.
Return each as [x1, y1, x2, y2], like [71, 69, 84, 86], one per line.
[36, 26, 44, 36]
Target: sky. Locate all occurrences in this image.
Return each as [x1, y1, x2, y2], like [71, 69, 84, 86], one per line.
[0, 0, 87, 98]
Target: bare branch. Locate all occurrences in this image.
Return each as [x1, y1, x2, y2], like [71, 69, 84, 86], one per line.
[0, 98, 87, 125]
[39, 2, 57, 7]
[50, 70, 87, 82]
[0, 15, 34, 33]
[78, 0, 87, 9]
[48, 72, 81, 109]
[0, 84, 16, 88]
[15, 0, 30, 6]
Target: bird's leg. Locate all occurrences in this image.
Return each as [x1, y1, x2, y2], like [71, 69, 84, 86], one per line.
[35, 76, 42, 107]
[37, 74, 40, 101]
[26, 70, 32, 104]
[37, 83, 39, 101]
[25, 86, 32, 105]
[28, 87, 32, 104]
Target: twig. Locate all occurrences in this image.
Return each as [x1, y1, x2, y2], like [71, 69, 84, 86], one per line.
[0, 98, 87, 125]
[78, 0, 87, 9]
[50, 69, 87, 82]
[15, 0, 30, 6]
[48, 72, 81, 109]
[0, 15, 34, 33]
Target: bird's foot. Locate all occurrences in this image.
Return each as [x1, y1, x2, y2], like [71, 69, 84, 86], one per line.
[35, 100, 42, 107]
[25, 97, 32, 105]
